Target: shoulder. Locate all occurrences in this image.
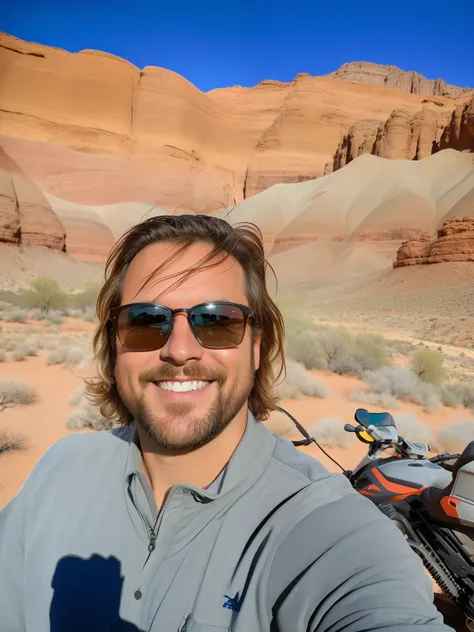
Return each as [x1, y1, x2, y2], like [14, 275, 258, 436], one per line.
[26, 425, 134, 483]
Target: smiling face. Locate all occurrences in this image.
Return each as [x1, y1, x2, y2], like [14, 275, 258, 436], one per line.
[114, 241, 261, 453]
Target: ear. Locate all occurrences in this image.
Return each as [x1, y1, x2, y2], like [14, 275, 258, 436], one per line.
[252, 330, 262, 372]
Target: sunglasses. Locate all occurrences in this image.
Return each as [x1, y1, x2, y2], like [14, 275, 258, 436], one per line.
[108, 301, 255, 351]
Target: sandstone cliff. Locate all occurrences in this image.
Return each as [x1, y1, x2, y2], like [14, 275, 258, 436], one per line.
[327, 94, 474, 173]
[394, 217, 474, 267]
[0, 31, 462, 210]
[0, 149, 66, 251]
[328, 62, 472, 97]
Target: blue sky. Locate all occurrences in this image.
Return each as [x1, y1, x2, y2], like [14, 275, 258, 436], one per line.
[2, 0, 473, 92]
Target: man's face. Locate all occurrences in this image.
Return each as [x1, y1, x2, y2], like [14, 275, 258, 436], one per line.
[114, 241, 261, 453]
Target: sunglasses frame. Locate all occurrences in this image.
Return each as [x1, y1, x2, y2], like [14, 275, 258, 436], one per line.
[108, 301, 256, 351]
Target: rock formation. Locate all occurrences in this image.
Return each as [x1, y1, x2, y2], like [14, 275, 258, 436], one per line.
[0, 31, 462, 209]
[394, 217, 474, 267]
[0, 149, 66, 251]
[328, 62, 472, 97]
[327, 94, 474, 173]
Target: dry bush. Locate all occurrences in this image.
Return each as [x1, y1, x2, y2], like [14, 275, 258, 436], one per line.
[350, 390, 399, 409]
[264, 409, 295, 437]
[45, 346, 69, 365]
[29, 308, 46, 321]
[66, 387, 113, 431]
[11, 349, 27, 362]
[309, 416, 352, 448]
[65, 347, 85, 368]
[45, 312, 65, 326]
[437, 420, 474, 453]
[441, 382, 474, 412]
[0, 349, 5, 362]
[284, 313, 389, 377]
[3, 309, 28, 323]
[362, 367, 441, 411]
[0, 432, 26, 455]
[69, 384, 85, 406]
[276, 360, 328, 400]
[0, 380, 38, 408]
[392, 412, 436, 447]
[82, 307, 98, 323]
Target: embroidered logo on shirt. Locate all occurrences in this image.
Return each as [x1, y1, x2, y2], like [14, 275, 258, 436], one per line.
[222, 592, 241, 612]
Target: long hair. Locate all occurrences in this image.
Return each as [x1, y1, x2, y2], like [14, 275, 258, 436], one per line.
[85, 214, 286, 423]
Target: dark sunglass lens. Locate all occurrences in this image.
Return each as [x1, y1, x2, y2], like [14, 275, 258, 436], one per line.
[116, 305, 171, 350]
[191, 304, 246, 347]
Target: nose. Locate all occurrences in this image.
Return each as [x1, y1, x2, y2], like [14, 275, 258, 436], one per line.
[159, 312, 204, 365]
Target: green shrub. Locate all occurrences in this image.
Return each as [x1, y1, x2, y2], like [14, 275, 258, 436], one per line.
[411, 348, 445, 385]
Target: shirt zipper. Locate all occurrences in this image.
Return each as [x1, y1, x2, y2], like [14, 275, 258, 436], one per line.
[133, 486, 182, 599]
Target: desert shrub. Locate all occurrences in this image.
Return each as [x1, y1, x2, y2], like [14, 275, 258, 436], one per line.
[264, 409, 295, 437]
[3, 309, 28, 323]
[0, 432, 25, 455]
[362, 366, 441, 411]
[411, 348, 445, 386]
[350, 390, 399, 409]
[45, 346, 69, 365]
[441, 382, 474, 411]
[29, 308, 46, 321]
[82, 307, 98, 323]
[351, 333, 390, 372]
[0, 380, 38, 407]
[309, 416, 352, 448]
[11, 349, 27, 362]
[66, 388, 113, 431]
[45, 311, 65, 326]
[276, 360, 329, 400]
[392, 412, 436, 447]
[65, 347, 85, 368]
[22, 276, 66, 314]
[69, 384, 85, 406]
[68, 283, 101, 311]
[437, 420, 474, 453]
[0, 349, 5, 362]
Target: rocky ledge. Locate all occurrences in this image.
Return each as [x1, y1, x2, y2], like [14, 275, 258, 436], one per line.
[394, 217, 474, 267]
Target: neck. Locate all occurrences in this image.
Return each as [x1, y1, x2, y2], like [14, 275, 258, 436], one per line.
[136, 408, 249, 509]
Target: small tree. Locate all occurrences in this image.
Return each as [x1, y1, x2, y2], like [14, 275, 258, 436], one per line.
[411, 348, 445, 386]
[22, 276, 66, 314]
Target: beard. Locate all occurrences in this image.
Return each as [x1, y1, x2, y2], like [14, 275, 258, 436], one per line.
[127, 352, 256, 455]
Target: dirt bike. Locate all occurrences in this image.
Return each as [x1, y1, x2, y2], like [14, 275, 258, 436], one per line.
[278, 406, 474, 632]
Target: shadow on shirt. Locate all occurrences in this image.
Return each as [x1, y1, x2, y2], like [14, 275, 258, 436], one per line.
[49, 553, 145, 632]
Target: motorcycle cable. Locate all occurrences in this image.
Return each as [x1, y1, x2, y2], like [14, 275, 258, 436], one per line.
[276, 406, 345, 472]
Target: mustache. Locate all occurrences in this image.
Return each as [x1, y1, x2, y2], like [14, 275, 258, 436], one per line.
[139, 362, 226, 386]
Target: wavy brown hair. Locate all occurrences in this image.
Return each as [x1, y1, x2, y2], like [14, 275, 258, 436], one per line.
[85, 214, 286, 424]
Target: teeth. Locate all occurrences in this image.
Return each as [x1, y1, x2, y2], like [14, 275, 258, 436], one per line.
[158, 381, 209, 392]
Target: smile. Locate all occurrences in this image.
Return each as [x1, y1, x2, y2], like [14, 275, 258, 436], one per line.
[155, 380, 212, 393]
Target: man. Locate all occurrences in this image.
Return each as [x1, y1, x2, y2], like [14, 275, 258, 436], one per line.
[0, 215, 451, 631]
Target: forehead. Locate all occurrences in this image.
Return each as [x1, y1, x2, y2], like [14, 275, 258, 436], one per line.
[120, 241, 248, 306]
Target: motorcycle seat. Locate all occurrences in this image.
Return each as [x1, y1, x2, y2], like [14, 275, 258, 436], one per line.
[420, 440, 474, 530]
[354, 408, 395, 428]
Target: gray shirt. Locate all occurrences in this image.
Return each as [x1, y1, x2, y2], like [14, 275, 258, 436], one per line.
[0, 412, 451, 631]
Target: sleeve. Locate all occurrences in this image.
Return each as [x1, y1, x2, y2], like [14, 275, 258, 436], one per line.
[266, 489, 452, 632]
[0, 488, 27, 631]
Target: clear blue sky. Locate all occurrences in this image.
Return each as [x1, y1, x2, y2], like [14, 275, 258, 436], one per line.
[2, 0, 473, 92]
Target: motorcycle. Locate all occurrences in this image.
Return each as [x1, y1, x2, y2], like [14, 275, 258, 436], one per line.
[278, 406, 474, 632]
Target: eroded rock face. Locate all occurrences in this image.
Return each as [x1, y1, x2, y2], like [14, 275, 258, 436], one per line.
[330, 106, 454, 169]
[394, 217, 474, 267]
[0, 148, 66, 251]
[441, 95, 474, 152]
[328, 62, 472, 97]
